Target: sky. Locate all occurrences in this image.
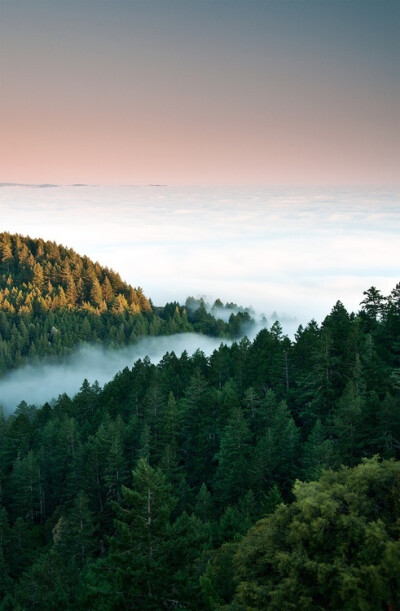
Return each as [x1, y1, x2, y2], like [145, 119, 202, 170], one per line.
[0, 0, 399, 186]
[0, 2, 399, 409]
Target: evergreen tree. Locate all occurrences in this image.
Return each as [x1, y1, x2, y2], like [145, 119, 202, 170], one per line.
[181, 370, 217, 488]
[233, 458, 400, 611]
[92, 459, 177, 609]
[52, 491, 96, 566]
[0, 506, 12, 599]
[167, 511, 212, 607]
[12, 550, 78, 609]
[10, 450, 43, 522]
[332, 380, 363, 463]
[214, 406, 252, 505]
[8, 516, 35, 578]
[301, 418, 336, 480]
[103, 416, 129, 503]
[194, 483, 214, 523]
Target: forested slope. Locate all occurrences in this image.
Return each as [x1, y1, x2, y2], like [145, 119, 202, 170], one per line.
[0, 283, 399, 608]
[0, 232, 252, 374]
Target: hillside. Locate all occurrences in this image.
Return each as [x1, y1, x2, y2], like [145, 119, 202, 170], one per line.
[0, 232, 153, 315]
[0, 233, 253, 374]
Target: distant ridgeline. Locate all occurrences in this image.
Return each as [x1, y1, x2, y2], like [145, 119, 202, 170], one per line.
[0, 232, 254, 374]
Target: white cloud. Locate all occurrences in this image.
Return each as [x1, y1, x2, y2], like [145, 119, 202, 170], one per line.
[1, 184, 399, 324]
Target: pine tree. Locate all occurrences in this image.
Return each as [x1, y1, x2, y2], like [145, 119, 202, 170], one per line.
[332, 380, 363, 463]
[263, 483, 283, 514]
[0, 234, 13, 272]
[214, 406, 252, 505]
[10, 450, 43, 522]
[101, 276, 114, 304]
[12, 549, 76, 609]
[32, 263, 44, 291]
[0, 506, 12, 598]
[242, 385, 262, 431]
[97, 459, 177, 609]
[103, 416, 129, 503]
[52, 491, 96, 566]
[90, 276, 103, 309]
[301, 419, 335, 480]
[360, 286, 385, 323]
[181, 370, 217, 487]
[167, 511, 212, 606]
[8, 516, 35, 578]
[194, 483, 214, 523]
[376, 392, 400, 457]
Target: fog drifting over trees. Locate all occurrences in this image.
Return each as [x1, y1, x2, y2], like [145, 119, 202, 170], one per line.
[0, 334, 230, 413]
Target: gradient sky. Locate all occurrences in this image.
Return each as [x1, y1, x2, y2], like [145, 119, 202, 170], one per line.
[0, 0, 399, 185]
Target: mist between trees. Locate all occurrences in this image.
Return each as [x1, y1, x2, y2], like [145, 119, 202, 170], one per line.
[0, 334, 232, 414]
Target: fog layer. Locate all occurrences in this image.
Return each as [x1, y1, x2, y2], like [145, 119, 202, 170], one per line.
[1, 185, 399, 322]
[0, 334, 232, 414]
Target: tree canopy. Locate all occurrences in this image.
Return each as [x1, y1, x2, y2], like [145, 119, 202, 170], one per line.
[0, 254, 399, 608]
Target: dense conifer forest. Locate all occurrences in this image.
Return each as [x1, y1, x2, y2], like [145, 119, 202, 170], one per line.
[0, 233, 399, 609]
[0, 233, 252, 375]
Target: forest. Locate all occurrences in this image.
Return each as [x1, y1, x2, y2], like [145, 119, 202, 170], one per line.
[0, 232, 252, 375]
[0, 233, 399, 609]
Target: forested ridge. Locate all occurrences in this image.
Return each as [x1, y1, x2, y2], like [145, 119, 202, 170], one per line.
[0, 232, 252, 375]
[0, 278, 399, 609]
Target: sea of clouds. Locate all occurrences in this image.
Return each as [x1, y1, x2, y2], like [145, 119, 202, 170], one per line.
[0, 184, 398, 411]
[1, 184, 398, 320]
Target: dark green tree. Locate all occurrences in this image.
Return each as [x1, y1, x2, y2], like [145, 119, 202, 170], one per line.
[233, 458, 400, 610]
[214, 406, 252, 505]
[90, 459, 177, 609]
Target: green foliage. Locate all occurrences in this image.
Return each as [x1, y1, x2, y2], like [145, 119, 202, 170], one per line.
[0, 279, 399, 607]
[0, 233, 151, 317]
[214, 406, 252, 505]
[232, 458, 400, 610]
[89, 459, 177, 609]
[167, 511, 212, 605]
[0, 233, 254, 375]
[52, 491, 96, 565]
[200, 542, 238, 609]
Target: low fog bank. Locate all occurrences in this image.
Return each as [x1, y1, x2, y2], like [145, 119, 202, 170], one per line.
[0, 334, 232, 414]
[0, 313, 301, 414]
